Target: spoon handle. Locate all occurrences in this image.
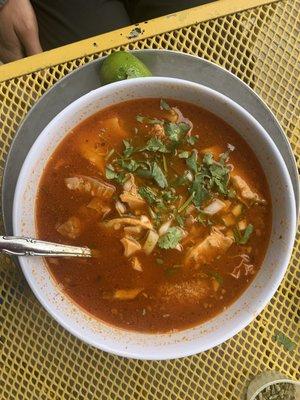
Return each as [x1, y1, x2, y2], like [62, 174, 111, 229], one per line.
[0, 236, 92, 257]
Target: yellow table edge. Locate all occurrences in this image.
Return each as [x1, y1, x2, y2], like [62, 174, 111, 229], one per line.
[0, 0, 278, 82]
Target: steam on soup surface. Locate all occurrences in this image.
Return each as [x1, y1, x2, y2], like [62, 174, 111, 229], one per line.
[36, 98, 271, 333]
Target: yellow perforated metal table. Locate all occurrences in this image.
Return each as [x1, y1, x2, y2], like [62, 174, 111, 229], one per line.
[0, 1, 299, 399]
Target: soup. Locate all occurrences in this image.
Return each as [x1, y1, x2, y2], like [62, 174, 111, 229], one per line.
[36, 98, 272, 333]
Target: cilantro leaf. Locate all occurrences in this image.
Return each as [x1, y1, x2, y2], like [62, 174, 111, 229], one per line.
[186, 135, 198, 145]
[158, 227, 183, 249]
[105, 165, 117, 180]
[143, 137, 168, 153]
[162, 190, 177, 202]
[201, 152, 230, 196]
[164, 122, 190, 142]
[233, 224, 253, 244]
[178, 151, 190, 159]
[122, 139, 134, 157]
[203, 152, 214, 166]
[178, 193, 194, 213]
[138, 186, 157, 205]
[175, 214, 185, 227]
[186, 150, 198, 173]
[105, 165, 124, 183]
[136, 167, 153, 179]
[190, 174, 211, 207]
[119, 158, 139, 172]
[151, 162, 168, 189]
[160, 99, 171, 111]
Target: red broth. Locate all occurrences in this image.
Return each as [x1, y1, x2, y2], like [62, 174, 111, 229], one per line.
[36, 98, 272, 332]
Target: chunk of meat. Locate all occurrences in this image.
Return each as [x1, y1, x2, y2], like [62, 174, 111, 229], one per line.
[57, 216, 82, 239]
[120, 192, 145, 210]
[157, 279, 211, 304]
[121, 174, 146, 210]
[113, 288, 143, 300]
[87, 197, 111, 218]
[123, 173, 138, 193]
[185, 228, 233, 268]
[78, 141, 106, 173]
[102, 216, 153, 230]
[65, 176, 115, 199]
[149, 124, 166, 140]
[120, 236, 142, 257]
[203, 199, 227, 215]
[231, 175, 265, 204]
[102, 117, 128, 138]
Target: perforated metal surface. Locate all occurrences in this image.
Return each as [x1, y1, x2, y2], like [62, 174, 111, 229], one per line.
[0, 1, 299, 399]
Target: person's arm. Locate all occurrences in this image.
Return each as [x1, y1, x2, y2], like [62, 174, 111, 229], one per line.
[0, 0, 42, 63]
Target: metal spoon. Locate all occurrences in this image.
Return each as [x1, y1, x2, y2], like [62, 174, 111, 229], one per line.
[0, 236, 92, 257]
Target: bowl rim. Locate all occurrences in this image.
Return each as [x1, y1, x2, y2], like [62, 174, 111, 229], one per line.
[12, 76, 297, 359]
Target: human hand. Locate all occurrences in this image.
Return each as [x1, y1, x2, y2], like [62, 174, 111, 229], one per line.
[0, 0, 42, 63]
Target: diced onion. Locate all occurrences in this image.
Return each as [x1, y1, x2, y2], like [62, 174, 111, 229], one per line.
[158, 220, 172, 236]
[143, 230, 159, 255]
[175, 244, 183, 252]
[115, 200, 126, 215]
[203, 199, 226, 215]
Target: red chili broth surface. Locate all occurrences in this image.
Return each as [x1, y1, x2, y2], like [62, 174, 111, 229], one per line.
[36, 98, 272, 333]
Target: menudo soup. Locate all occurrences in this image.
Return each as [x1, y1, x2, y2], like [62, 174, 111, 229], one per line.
[36, 98, 272, 332]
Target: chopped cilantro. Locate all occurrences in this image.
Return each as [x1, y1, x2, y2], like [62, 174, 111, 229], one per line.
[136, 167, 153, 179]
[178, 193, 194, 213]
[151, 162, 168, 189]
[105, 165, 117, 180]
[160, 99, 171, 111]
[178, 151, 190, 159]
[196, 212, 205, 225]
[136, 115, 144, 123]
[186, 135, 198, 145]
[233, 224, 254, 244]
[158, 227, 183, 249]
[228, 188, 236, 198]
[138, 186, 157, 205]
[203, 152, 214, 166]
[105, 165, 124, 183]
[156, 258, 164, 265]
[162, 154, 168, 173]
[186, 150, 198, 173]
[273, 330, 296, 352]
[173, 170, 193, 187]
[175, 214, 185, 227]
[142, 137, 168, 153]
[119, 158, 139, 172]
[209, 162, 230, 195]
[122, 139, 134, 157]
[162, 189, 177, 203]
[164, 122, 190, 142]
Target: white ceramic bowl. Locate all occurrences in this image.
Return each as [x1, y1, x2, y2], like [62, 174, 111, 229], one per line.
[13, 77, 296, 360]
